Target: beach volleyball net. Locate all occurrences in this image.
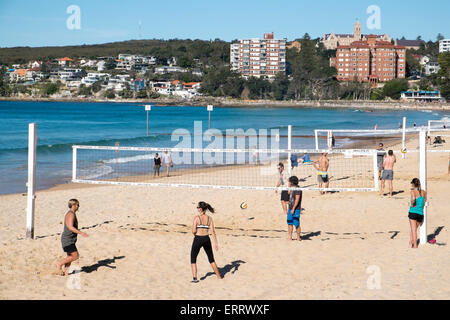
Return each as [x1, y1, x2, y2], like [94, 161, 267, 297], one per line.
[72, 145, 379, 192]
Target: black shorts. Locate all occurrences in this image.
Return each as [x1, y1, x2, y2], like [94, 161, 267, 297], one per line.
[281, 190, 289, 201]
[63, 244, 78, 253]
[408, 212, 424, 223]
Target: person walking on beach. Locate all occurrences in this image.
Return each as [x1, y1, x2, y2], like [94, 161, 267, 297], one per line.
[287, 176, 302, 241]
[161, 150, 173, 177]
[313, 153, 329, 195]
[408, 178, 427, 248]
[290, 153, 298, 170]
[153, 153, 161, 177]
[299, 153, 312, 164]
[56, 199, 88, 276]
[275, 163, 289, 216]
[377, 143, 386, 180]
[190, 202, 222, 283]
[251, 145, 260, 165]
[380, 150, 396, 197]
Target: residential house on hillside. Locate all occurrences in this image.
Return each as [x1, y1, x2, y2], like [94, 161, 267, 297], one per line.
[28, 61, 42, 69]
[154, 66, 188, 74]
[9, 69, 28, 82]
[133, 78, 145, 92]
[58, 57, 74, 66]
[81, 72, 109, 86]
[425, 61, 440, 76]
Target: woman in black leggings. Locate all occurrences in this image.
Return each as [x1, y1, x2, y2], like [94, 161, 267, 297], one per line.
[190, 201, 222, 283]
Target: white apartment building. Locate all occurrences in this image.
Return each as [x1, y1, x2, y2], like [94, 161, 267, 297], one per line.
[439, 39, 450, 53]
[230, 43, 240, 72]
[230, 33, 286, 78]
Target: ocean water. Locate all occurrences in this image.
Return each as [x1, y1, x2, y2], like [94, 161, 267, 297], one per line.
[0, 100, 448, 195]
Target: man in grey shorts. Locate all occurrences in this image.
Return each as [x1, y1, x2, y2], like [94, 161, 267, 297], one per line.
[313, 152, 329, 195]
[380, 150, 396, 197]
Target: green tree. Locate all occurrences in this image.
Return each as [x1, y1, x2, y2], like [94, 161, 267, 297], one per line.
[136, 89, 148, 99]
[382, 79, 409, 100]
[42, 82, 59, 96]
[104, 89, 115, 99]
[78, 84, 91, 96]
[92, 80, 103, 93]
[271, 73, 290, 100]
[438, 52, 450, 100]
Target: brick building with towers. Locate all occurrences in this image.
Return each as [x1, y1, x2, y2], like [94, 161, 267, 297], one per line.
[333, 35, 406, 84]
[320, 21, 391, 50]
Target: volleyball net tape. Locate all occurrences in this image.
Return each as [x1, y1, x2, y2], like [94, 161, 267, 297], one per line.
[72, 146, 379, 192]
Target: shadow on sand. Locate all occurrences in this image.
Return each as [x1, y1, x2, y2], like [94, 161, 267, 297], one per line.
[80, 256, 125, 274]
[200, 260, 246, 280]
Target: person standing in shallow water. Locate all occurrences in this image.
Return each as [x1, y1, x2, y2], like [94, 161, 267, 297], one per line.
[153, 153, 161, 177]
[190, 202, 222, 283]
[56, 199, 88, 276]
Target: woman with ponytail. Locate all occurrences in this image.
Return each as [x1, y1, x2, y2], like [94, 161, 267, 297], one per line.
[190, 201, 222, 283]
[408, 178, 427, 248]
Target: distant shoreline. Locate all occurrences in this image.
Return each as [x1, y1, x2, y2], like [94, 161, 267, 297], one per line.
[1, 96, 449, 111]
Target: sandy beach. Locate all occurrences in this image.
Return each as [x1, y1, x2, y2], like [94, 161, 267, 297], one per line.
[0, 133, 449, 300]
[1, 96, 449, 111]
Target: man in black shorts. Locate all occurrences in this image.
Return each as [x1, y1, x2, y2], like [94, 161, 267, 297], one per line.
[276, 163, 289, 215]
[376, 143, 386, 180]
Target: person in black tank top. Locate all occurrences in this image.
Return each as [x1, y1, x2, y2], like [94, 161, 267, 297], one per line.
[56, 199, 89, 276]
[190, 201, 222, 283]
[154, 153, 161, 176]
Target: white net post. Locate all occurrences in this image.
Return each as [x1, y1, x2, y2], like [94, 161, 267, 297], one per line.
[419, 130, 427, 245]
[72, 146, 78, 180]
[314, 130, 319, 151]
[372, 151, 379, 191]
[26, 123, 37, 240]
[402, 117, 406, 159]
[288, 125, 292, 176]
[327, 130, 332, 149]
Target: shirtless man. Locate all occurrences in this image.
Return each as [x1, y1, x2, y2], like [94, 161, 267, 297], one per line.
[380, 150, 396, 197]
[313, 152, 329, 195]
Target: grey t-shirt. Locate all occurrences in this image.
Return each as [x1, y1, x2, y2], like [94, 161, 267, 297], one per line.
[289, 190, 302, 211]
[377, 150, 386, 168]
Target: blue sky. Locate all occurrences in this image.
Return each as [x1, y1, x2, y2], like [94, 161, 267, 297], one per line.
[0, 0, 448, 47]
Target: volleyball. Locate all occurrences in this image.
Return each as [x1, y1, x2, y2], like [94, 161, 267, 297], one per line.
[240, 202, 248, 209]
[401, 147, 407, 154]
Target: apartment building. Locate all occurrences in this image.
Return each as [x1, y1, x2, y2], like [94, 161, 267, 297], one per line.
[230, 33, 286, 78]
[335, 35, 406, 83]
[439, 39, 450, 53]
